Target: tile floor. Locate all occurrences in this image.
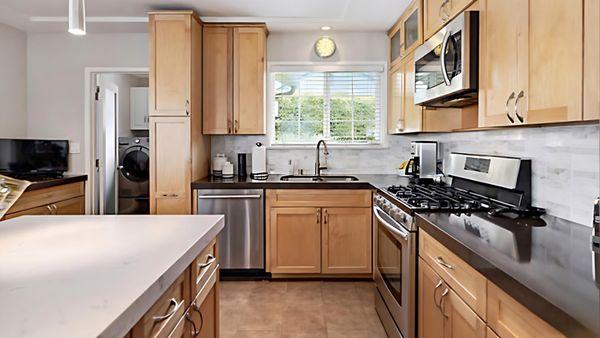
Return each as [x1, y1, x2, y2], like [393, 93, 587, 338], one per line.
[219, 280, 388, 338]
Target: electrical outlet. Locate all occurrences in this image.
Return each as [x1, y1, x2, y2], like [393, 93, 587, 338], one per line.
[69, 142, 80, 154]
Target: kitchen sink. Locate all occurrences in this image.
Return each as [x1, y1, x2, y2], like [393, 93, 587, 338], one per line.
[280, 175, 359, 182]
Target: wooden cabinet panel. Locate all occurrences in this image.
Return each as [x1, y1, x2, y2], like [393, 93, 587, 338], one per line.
[401, 0, 423, 57]
[487, 327, 500, 338]
[403, 51, 423, 133]
[526, 0, 583, 124]
[487, 282, 564, 338]
[420, 230, 487, 319]
[444, 286, 486, 338]
[233, 27, 266, 135]
[191, 239, 217, 298]
[53, 196, 85, 215]
[149, 14, 191, 116]
[267, 189, 372, 208]
[3, 203, 54, 220]
[269, 207, 322, 274]
[322, 207, 372, 274]
[388, 63, 405, 134]
[149, 117, 191, 214]
[203, 26, 233, 134]
[419, 258, 445, 338]
[478, 0, 528, 127]
[584, 0, 600, 120]
[8, 182, 84, 214]
[424, 0, 474, 39]
[197, 285, 217, 338]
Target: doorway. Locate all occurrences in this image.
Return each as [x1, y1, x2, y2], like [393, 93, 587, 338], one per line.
[90, 71, 150, 215]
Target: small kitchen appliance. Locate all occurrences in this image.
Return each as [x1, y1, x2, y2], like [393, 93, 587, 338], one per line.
[403, 141, 438, 180]
[251, 142, 268, 180]
[237, 153, 248, 178]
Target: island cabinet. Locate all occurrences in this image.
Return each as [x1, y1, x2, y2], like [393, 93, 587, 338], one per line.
[129, 238, 219, 338]
[479, 0, 585, 127]
[202, 24, 267, 135]
[418, 230, 565, 338]
[266, 189, 373, 276]
[149, 11, 211, 215]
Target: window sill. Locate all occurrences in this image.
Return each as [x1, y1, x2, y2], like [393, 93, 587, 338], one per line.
[268, 144, 389, 150]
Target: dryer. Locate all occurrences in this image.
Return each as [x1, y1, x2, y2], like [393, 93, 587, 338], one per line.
[118, 137, 149, 214]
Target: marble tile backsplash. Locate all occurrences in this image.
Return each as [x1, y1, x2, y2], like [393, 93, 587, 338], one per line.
[211, 123, 600, 226]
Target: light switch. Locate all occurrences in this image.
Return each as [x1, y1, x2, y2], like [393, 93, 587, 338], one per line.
[69, 142, 81, 154]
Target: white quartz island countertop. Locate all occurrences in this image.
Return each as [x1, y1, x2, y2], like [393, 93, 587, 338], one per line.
[0, 215, 225, 338]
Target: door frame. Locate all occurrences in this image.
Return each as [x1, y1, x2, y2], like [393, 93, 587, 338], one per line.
[84, 67, 149, 214]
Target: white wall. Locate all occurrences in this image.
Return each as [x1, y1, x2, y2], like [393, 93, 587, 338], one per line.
[27, 33, 149, 174]
[0, 23, 27, 137]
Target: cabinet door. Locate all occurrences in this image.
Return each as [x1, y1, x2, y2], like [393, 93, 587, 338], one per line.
[388, 63, 405, 134]
[419, 259, 445, 338]
[131, 87, 149, 130]
[149, 117, 191, 215]
[526, 0, 583, 124]
[389, 25, 402, 67]
[584, 0, 600, 120]
[3, 203, 54, 220]
[233, 27, 266, 135]
[479, 0, 528, 127]
[443, 287, 486, 338]
[424, 0, 474, 39]
[269, 207, 321, 274]
[149, 14, 191, 117]
[54, 196, 85, 215]
[322, 207, 372, 274]
[203, 26, 233, 134]
[197, 285, 217, 338]
[402, 52, 423, 133]
[401, 0, 422, 56]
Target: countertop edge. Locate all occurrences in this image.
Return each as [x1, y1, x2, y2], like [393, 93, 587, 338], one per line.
[25, 175, 88, 191]
[415, 214, 595, 338]
[98, 216, 225, 338]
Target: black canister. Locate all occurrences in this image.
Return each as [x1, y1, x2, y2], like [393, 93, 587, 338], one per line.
[237, 153, 247, 177]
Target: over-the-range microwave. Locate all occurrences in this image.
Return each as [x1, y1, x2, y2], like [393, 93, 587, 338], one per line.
[414, 11, 479, 108]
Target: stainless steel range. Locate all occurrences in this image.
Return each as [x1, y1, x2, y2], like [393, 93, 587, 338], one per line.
[374, 153, 543, 338]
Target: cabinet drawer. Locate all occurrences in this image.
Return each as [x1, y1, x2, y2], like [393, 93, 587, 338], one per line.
[132, 272, 189, 338]
[8, 182, 84, 214]
[4, 196, 85, 220]
[166, 311, 187, 338]
[267, 189, 372, 207]
[419, 229, 487, 319]
[487, 283, 564, 338]
[191, 239, 218, 297]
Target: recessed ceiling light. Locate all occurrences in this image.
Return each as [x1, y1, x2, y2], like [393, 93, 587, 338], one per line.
[68, 0, 86, 35]
[321, 26, 331, 31]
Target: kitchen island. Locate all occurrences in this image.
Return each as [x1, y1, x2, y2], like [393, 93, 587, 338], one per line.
[0, 215, 224, 338]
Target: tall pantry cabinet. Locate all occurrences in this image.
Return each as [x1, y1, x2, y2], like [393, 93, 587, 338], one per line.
[149, 11, 211, 214]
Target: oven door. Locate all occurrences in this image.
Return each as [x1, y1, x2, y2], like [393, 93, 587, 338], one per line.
[374, 205, 416, 338]
[414, 11, 478, 107]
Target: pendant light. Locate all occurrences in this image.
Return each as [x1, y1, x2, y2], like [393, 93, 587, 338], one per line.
[68, 0, 86, 35]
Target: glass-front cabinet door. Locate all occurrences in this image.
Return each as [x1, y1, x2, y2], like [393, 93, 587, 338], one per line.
[389, 26, 402, 66]
[400, 0, 422, 57]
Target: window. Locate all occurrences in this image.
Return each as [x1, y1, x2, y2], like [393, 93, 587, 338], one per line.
[270, 64, 385, 146]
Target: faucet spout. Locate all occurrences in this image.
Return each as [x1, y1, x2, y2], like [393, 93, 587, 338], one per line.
[315, 140, 329, 177]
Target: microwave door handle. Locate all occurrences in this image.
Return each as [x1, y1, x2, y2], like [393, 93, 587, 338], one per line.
[440, 29, 452, 86]
[373, 206, 410, 242]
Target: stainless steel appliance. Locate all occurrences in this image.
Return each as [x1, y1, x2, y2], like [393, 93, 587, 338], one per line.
[196, 189, 264, 274]
[404, 141, 438, 179]
[375, 153, 542, 338]
[117, 137, 149, 214]
[414, 11, 479, 107]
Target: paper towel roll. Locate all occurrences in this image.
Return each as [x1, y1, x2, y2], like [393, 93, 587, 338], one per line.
[251, 142, 268, 179]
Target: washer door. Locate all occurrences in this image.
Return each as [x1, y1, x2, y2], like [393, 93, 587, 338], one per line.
[120, 146, 149, 183]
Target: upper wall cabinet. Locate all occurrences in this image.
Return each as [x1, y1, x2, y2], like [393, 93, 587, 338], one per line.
[424, 0, 474, 39]
[149, 13, 192, 117]
[584, 0, 599, 121]
[203, 24, 267, 135]
[479, 0, 585, 127]
[388, 0, 423, 66]
[388, 52, 423, 134]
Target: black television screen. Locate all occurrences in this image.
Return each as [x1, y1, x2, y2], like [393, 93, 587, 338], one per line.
[0, 139, 69, 177]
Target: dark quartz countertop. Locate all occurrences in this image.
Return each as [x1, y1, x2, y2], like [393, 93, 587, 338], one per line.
[417, 212, 600, 338]
[25, 175, 88, 191]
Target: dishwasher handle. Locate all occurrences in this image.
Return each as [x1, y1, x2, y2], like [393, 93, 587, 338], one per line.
[198, 194, 262, 199]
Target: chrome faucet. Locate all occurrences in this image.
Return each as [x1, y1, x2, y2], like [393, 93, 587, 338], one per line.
[315, 140, 329, 177]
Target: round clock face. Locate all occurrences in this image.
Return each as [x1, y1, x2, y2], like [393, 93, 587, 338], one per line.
[314, 36, 336, 58]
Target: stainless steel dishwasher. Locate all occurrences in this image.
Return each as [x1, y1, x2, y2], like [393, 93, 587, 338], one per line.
[196, 189, 264, 275]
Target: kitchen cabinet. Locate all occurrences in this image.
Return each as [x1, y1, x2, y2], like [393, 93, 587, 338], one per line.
[149, 11, 211, 215]
[443, 285, 487, 338]
[130, 87, 149, 130]
[388, 0, 423, 66]
[424, 0, 474, 39]
[479, 0, 584, 127]
[584, 0, 599, 121]
[2, 181, 86, 220]
[266, 189, 372, 276]
[388, 63, 405, 133]
[203, 24, 267, 135]
[418, 257, 445, 338]
[388, 52, 423, 134]
[322, 207, 372, 274]
[269, 207, 322, 274]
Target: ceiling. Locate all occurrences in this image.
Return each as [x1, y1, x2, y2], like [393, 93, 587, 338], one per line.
[0, 0, 411, 33]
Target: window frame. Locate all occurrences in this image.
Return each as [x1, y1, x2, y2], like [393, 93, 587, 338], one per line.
[267, 62, 388, 149]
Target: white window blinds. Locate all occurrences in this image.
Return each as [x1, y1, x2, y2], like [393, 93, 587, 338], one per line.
[272, 67, 383, 145]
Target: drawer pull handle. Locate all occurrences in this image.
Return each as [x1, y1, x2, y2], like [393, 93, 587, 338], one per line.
[152, 298, 181, 322]
[192, 303, 205, 333]
[439, 288, 450, 319]
[185, 313, 200, 337]
[435, 256, 454, 269]
[433, 281, 444, 310]
[198, 254, 216, 269]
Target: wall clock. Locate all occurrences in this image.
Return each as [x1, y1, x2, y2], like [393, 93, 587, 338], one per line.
[314, 36, 336, 58]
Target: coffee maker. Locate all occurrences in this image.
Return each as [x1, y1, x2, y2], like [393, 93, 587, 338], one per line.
[404, 141, 438, 180]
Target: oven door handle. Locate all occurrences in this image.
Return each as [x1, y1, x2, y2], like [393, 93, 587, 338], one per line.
[373, 206, 410, 242]
[440, 29, 452, 86]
